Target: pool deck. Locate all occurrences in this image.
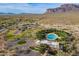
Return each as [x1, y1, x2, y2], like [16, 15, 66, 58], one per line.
[35, 40, 59, 49]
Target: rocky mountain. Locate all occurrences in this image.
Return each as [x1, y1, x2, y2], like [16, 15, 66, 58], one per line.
[46, 4, 79, 13]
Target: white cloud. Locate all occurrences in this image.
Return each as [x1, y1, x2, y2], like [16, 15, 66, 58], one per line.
[0, 3, 62, 13]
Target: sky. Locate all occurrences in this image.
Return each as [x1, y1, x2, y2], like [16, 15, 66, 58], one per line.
[0, 3, 62, 14]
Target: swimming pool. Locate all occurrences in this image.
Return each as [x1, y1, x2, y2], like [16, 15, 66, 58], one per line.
[47, 33, 58, 40]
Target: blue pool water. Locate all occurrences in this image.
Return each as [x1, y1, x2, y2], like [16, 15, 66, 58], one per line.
[47, 33, 58, 40]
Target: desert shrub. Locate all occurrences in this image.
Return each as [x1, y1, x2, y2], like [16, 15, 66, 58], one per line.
[17, 40, 26, 45]
[30, 44, 48, 54]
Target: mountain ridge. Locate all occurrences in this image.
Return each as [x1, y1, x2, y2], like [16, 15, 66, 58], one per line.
[46, 4, 79, 13]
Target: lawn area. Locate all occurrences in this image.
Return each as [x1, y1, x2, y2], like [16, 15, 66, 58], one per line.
[6, 30, 25, 41]
[55, 31, 69, 41]
[6, 27, 43, 41]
